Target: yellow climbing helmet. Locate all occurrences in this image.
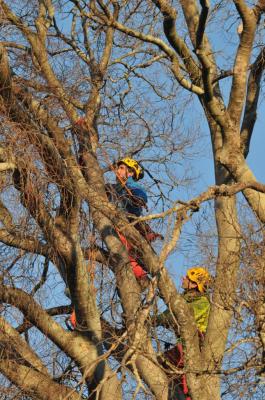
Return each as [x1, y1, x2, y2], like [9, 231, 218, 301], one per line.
[117, 157, 144, 181]
[187, 267, 211, 293]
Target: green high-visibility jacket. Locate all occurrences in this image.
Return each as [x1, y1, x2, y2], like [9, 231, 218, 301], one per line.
[183, 292, 210, 333]
[157, 292, 210, 334]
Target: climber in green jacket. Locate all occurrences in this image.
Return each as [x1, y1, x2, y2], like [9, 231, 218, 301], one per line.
[157, 266, 211, 400]
[157, 266, 211, 334]
[180, 266, 211, 334]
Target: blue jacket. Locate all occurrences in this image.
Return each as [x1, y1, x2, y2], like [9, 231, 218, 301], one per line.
[107, 177, 147, 216]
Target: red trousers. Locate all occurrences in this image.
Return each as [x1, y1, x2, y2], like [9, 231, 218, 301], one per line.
[164, 344, 191, 400]
[117, 232, 147, 279]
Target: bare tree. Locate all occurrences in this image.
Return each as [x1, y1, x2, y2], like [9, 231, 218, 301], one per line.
[0, 1, 264, 399]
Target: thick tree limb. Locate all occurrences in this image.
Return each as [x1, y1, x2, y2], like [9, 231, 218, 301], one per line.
[0, 359, 80, 400]
[152, 0, 201, 83]
[196, 0, 210, 50]
[194, 0, 213, 102]
[227, 2, 258, 126]
[0, 316, 49, 376]
[16, 305, 74, 335]
[0, 285, 102, 376]
[0, 228, 49, 257]
[241, 47, 265, 157]
[0, 284, 122, 399]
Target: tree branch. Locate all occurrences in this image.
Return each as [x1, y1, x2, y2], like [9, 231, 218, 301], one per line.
[90, 6, 204, 94]
[196, 1, 210, 49]
[0, 316, 49, 376]
[241, 47, 265, 157]
[152, 0, 201, 83]
[0, 359, 80, 400]
[0, 284, 106, 381]
[227, 1, 258, 126]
